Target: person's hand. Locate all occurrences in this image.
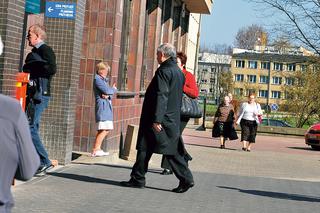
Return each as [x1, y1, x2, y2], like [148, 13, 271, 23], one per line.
[152, 123, 162, 132]
[101, 94, 109, 99]
[112, 83, 117, 89]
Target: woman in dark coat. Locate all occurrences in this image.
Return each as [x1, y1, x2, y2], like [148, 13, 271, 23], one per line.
[212, 96, 238, 149]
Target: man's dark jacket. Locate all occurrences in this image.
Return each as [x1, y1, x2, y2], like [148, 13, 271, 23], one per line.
[23, 44, 56, 96]
[136, 57, 185, 155]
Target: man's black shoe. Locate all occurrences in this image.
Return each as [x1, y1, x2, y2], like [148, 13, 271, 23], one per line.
[172, 182, 194, 193]
[160, 169, 173, 175]
[120, 179, 145, 188]
[35, 164, 54, 175]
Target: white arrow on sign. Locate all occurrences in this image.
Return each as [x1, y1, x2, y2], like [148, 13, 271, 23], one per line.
[48, 7, 53, 12]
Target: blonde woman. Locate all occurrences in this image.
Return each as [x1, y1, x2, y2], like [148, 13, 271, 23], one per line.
[91, 62, 117, 157]
[236, 93, 262, 152]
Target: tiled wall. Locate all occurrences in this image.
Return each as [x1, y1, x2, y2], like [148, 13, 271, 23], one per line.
[39, 0, 87, 164]
[0, 0, 25, 95]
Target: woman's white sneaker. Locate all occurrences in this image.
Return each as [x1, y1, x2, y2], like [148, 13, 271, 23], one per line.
[91, 150, 109, 157]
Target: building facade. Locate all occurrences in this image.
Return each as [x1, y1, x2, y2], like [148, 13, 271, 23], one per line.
[0, 0, 213, 164]
[198, 52, 231, 104]
[231, 47, 310, 108]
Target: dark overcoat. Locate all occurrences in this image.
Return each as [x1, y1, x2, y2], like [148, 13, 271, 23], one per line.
[136, 57, 185, 155]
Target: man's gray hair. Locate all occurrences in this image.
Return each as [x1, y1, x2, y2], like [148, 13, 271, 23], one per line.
[157, 43, 176, 58]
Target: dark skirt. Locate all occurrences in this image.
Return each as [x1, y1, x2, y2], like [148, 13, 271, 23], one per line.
[212, 121, 238, 140]
[240, 119, 258, 143]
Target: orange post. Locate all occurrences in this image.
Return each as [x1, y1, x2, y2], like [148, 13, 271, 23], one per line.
[15, 72, 29, 111]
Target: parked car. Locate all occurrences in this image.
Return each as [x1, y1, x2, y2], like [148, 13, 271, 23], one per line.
[261, 119, 292, 127]
[305, 123, 320, 150]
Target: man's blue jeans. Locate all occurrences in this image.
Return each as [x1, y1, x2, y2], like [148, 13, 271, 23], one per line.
[29, 95, 51, 167]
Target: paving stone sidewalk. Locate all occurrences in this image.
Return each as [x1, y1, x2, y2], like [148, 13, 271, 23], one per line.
[12, 127, 320, 213]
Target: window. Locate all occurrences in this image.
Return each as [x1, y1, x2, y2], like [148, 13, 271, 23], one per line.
[259, 90, 268, 98]
[236, 60, 245, 68]
[300, 64, 307, 71]
[234, 88, 244, 96]
[272, 76, 282, 85]
[209, 88, 213, 93]
[284, 91, 294, 99]
[201, 79, 207, 83]
[285, 77, 294, 85]
[246, 89, 256, 96]
[210, 78, 215, 83]
[271, 91, 281, 99]
[247, 75, 257, 83]
[210, 67, 216, 73]
[261, 61, 270, 70]
[248, 61, 257, 69]
[200, 89, 207, 93]
[259, 75, 268, 84]
[287, 63, 296, 71]
[235, 74, 244, 82]
[274, 62, 283, 71]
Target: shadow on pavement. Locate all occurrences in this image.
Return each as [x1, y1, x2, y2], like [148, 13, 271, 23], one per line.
[217, 186, 320, 202]
[287, 147, 318, 151]
[71, 163, 163, 174]
[48, 172, 171, 192]
[49, 172, 121, 186]
[145, 186, 172, 192]
[71, 162, 133, 170]
[185, 143, 238, 151]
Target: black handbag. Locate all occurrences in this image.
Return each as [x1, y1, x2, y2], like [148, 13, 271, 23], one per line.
[180, 93, 202, 118]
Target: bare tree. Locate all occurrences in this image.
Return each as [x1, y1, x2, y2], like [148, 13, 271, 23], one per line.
[234, 24, 269, 49]
[200, 43, 233, 55]
[251, 0, 320, 55]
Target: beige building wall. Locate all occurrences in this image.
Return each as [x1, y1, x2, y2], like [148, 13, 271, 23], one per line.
[186, 13, 201, 74]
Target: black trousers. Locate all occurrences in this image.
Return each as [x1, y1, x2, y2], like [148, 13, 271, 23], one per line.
[161, 118, 192, 170]
[130, 150, 194, 186]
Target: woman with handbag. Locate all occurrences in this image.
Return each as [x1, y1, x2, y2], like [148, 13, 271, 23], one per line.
[236, 93, 263, 152]
[212, 96, 238, 149]
[160, 52, 199, 175]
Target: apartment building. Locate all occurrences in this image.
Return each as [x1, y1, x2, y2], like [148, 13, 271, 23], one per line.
[231, 47, 310, 107]
[198, 52, 231, 103]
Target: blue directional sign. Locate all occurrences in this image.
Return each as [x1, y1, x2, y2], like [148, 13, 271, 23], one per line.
[271, 103, 279, 111]
[26, 0, 41, 14]
[45, 2, 76, 19]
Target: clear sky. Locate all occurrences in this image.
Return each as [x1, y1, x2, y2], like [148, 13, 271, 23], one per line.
[200, 0, 268, 47]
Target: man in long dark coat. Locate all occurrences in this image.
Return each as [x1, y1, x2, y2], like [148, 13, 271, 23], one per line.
[121, 43, 194, 193]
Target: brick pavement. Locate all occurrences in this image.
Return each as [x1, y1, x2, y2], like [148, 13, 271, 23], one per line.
[12, 127, 320, 213]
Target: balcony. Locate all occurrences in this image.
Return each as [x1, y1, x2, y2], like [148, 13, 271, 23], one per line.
[184, 0, 213, 14]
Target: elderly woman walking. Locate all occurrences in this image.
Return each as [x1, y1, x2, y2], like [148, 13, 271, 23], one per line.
[236, 93, 262, 152]
[212, 95, 238, 149]
[91, 62, 117, 157]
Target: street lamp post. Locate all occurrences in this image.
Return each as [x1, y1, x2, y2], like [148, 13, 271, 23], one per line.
[266, 59, 271, 125]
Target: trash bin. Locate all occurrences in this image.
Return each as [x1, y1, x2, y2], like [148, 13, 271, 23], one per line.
[15, 72, 29, 111]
